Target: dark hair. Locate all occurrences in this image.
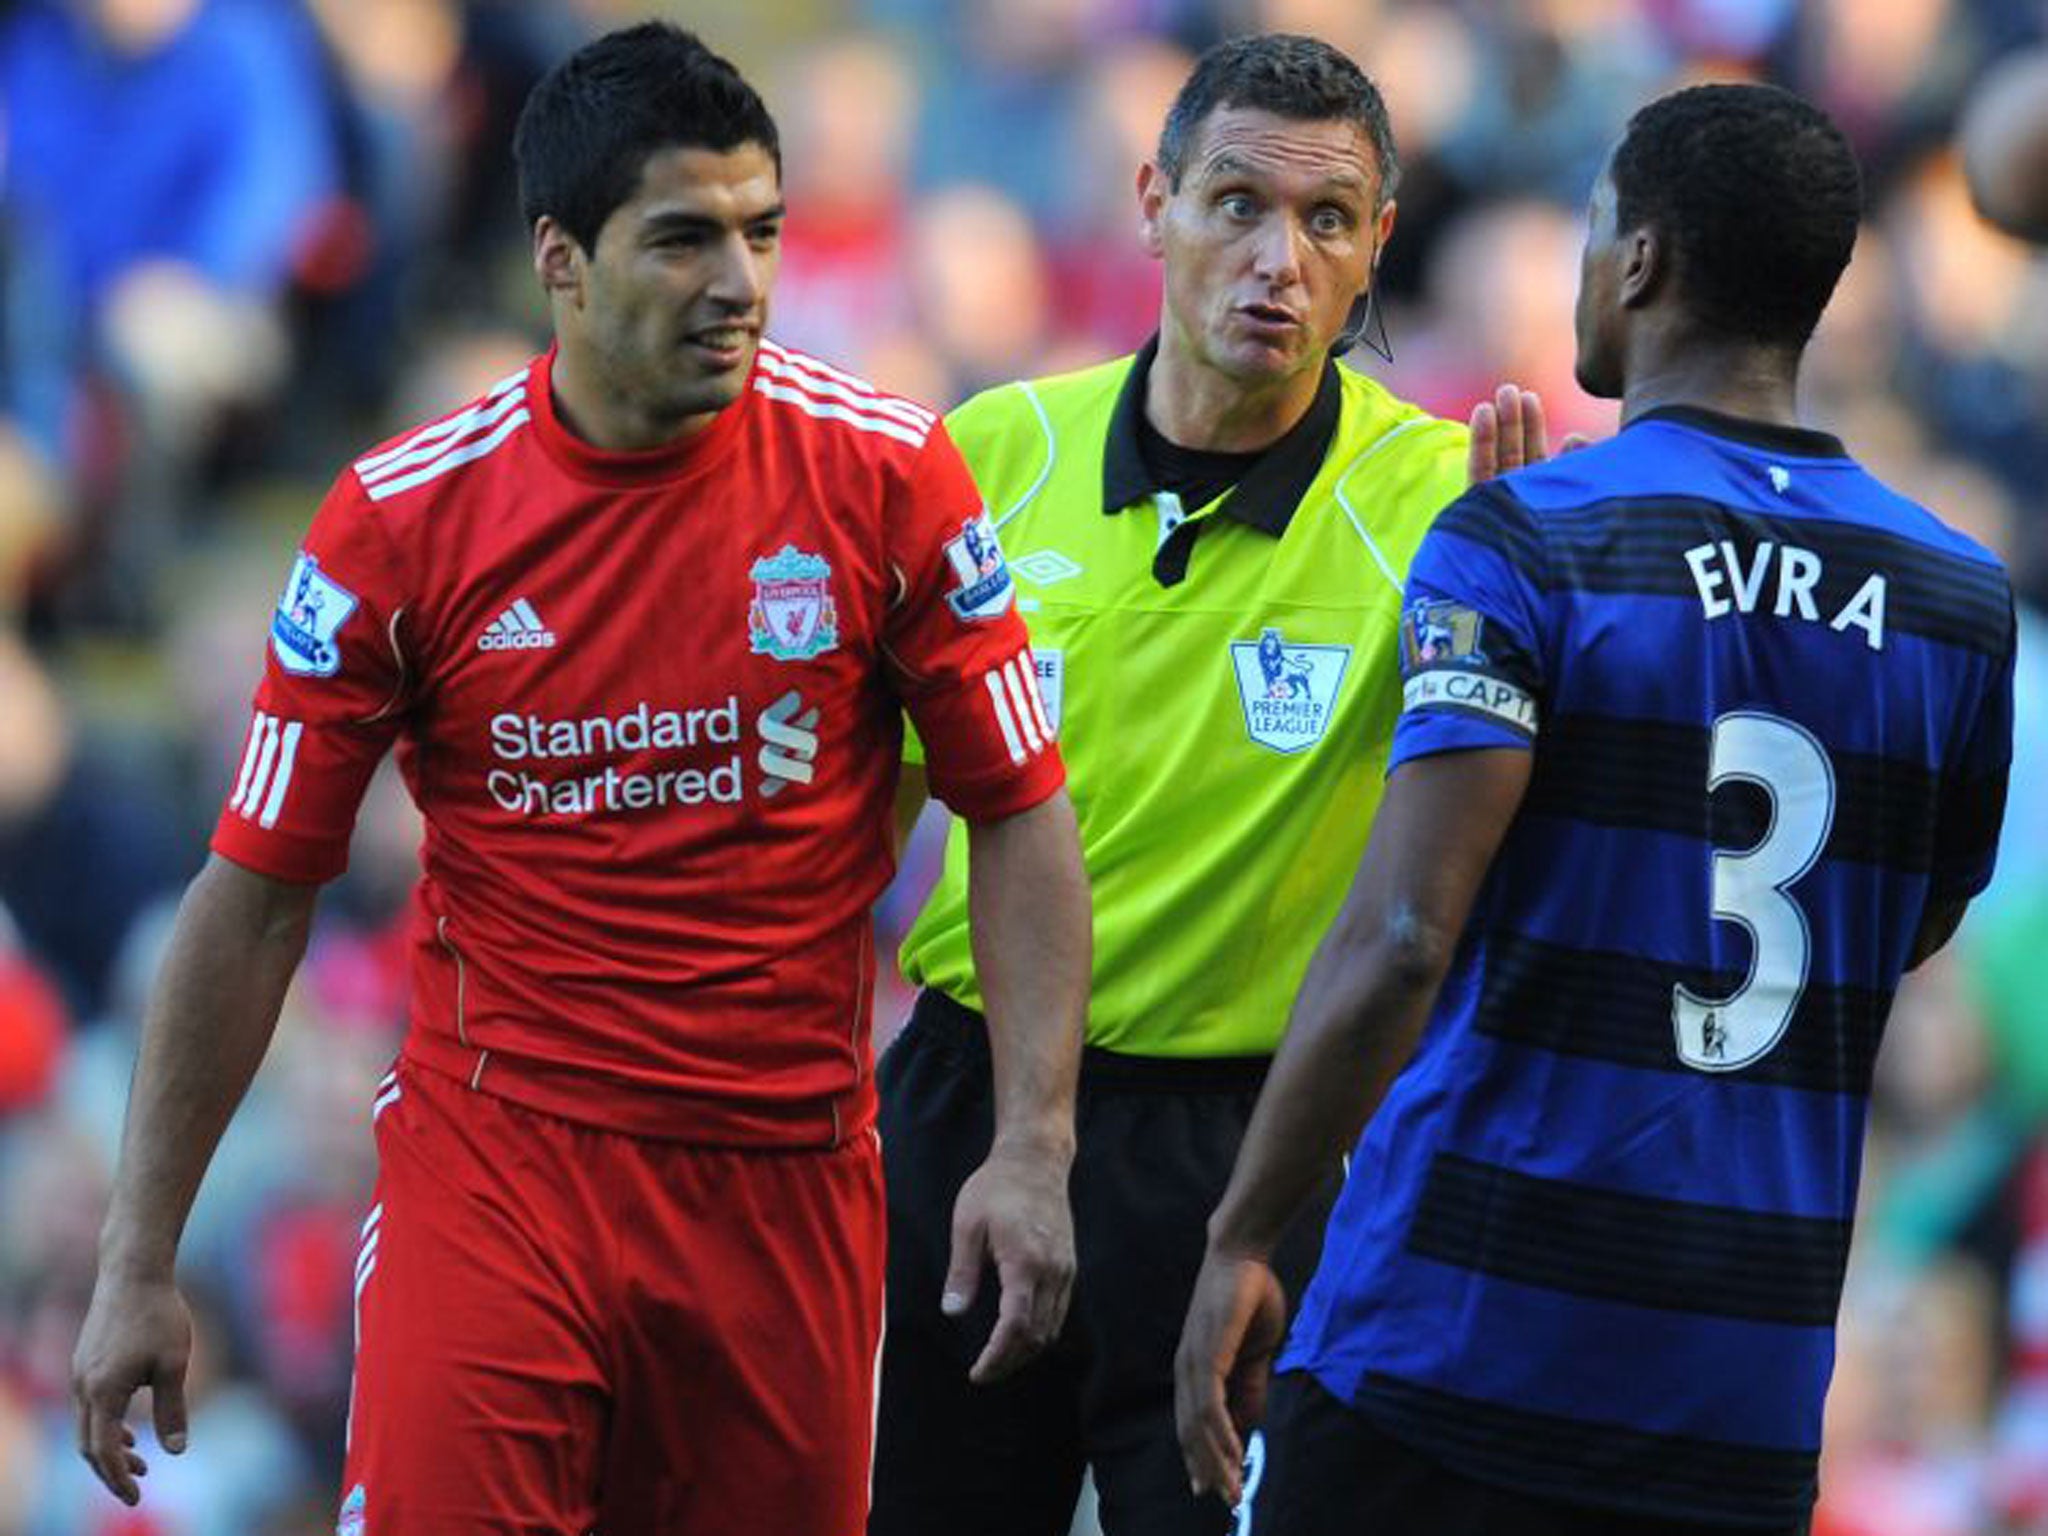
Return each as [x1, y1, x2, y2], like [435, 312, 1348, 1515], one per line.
[1156, 34, 1398, 203]
[1612, 83, 1860, 349]
[514, 22, 781, 253]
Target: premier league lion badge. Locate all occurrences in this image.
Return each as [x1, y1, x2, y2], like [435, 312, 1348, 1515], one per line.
[748, 545, 840, 661]
[1229, 626, 1352, 754]
[942, 512, 1015, 621]
[271, 551, 358, 677]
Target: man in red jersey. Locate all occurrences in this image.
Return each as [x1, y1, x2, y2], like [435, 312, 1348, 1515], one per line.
[69, 23, 1090, 1535]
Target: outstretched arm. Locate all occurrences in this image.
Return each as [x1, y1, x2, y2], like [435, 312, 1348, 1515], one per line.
[1174, 747, 1530, 1506]
[953, 786, 1090, 1383]
[73, 855, 319, 1505]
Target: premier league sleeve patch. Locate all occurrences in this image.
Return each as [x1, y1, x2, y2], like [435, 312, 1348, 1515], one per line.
[271, 551, 359, 677]
[942, 512, 1015, 621]
[1398, 597, 1539, 739]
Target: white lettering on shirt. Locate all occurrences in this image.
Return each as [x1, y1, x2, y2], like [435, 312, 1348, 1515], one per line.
[1681, 541, 1887, 650]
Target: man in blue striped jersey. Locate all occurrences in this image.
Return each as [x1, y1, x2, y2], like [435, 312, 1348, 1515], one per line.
[1175, 82, 2016, 1536]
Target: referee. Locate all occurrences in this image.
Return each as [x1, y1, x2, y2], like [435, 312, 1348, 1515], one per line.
[872, 34, 1544, 1536]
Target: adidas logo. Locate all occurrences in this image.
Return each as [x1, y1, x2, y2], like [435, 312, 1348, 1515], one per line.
[478, 598, 557, 651]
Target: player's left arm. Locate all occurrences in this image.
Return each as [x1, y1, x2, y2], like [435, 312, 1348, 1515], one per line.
[881, 421, 1089, 1382]
[1912, 589, 2018, 968]
[954, 787, 1088, 1382]
[1178, 483, 1551, 1504]
[1173, 745, 1530, 1504]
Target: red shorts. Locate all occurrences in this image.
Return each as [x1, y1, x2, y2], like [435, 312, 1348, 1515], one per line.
[340, 1057, 885, 1534]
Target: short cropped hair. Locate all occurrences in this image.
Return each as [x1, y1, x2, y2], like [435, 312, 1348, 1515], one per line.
[1157, 34, 1399, 203]
[1612, 83, 1860, 349]
[514, 22, 781, 253]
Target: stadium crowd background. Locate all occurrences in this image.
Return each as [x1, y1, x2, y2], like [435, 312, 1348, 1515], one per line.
[0, 0, 2046, 1531]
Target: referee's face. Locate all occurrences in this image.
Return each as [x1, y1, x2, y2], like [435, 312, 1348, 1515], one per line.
[552, 141, 785, 438]
[1141, 107, 1392, 391]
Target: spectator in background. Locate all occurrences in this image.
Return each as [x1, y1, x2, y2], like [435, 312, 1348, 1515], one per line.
[766, 32, 922, 371]
[0, 0, 340, 619]
[1962, 45, 2048, 242]
[1391, 198, 1612, 442]
[906, 184, 1058, 399]
[1041, 37, 1187, 360]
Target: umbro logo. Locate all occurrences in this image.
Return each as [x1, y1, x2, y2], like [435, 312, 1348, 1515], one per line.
[1011, 549, 1082, 586]
[478, 598, 557, 651]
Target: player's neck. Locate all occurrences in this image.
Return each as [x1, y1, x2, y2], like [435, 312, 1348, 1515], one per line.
[1146, 333, 1322, 453]
[548, 348, 717, 453]
[1618, 331, 1804, 432]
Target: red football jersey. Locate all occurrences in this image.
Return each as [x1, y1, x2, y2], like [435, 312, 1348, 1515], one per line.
[213, 342, 1063, 1146]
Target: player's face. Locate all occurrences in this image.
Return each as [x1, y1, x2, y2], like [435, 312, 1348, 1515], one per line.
[1141, 107, 1393, 390]
[579, 141, 784, 428]
[1573, 163, 1626, 398]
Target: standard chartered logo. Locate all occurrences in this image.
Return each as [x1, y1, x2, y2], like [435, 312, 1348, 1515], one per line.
[757, 690, 820, 797]
[483, 695, 823, 816]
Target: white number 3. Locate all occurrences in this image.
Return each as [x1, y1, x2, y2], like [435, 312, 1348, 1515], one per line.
[1672, 712, 1837, 1072]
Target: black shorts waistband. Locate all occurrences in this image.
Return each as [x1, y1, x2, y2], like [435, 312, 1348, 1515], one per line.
[910, 989, 1274, 1094]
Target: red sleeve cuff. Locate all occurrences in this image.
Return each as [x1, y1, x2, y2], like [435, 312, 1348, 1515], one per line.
[210, 818, 347, 886]
[928, 748, 1066, 823]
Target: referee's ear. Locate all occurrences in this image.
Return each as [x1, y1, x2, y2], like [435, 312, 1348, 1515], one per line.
[534, 216, 587, 309]
[1136, 160, 1170, 259]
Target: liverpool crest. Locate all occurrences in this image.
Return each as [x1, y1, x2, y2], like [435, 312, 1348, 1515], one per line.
[748, 545, 840, 661]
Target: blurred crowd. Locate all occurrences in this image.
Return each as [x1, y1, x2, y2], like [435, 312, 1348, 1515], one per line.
[1, 0, 2046, 1531]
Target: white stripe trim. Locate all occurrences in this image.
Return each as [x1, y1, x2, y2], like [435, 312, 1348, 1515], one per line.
[355, 1231, 380, 1284]
[1330, 418, 1439, 597]
[361, 1201, 385, 1240]
[257, 721, 302, 830]
[370, 1082, 402, 1122]
[754, 349, 935, 432]
[357, 385, 527, 486]
[983, 670, 1026, 765]
[1002, 658, 1044, 753]
[867, 1273, 887, 1504]
[1019, 649, 1055, 741]
[992, 380, 1058, 530]
[228, 712, 268, 814]
[354, 369, 526, 476]
[353, 1255, 377, 1315]
[751, 378, 928, 447]
[759, 341, 936, 426]
[236, 715, 282, 818]
[363, 408, 532, 501]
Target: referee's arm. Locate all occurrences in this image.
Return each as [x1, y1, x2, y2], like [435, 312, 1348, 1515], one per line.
[1174, 746, 1531, 1506]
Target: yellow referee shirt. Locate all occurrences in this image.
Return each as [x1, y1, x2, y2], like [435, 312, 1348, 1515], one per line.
[901, 340, 1468, 1057]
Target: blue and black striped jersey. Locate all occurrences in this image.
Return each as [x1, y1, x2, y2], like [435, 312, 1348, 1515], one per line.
[1282, 405, 2015, 1528]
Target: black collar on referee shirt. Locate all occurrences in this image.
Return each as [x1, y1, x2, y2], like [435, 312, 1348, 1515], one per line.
[1102, 334, 1343, 587]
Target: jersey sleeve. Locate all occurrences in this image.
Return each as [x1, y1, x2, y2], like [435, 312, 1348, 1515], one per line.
[881, 422, 1063, 820]
[1389, 482, 1551, 770]
[1928, 591, 2017, 902]
[210, 474, 410, 883]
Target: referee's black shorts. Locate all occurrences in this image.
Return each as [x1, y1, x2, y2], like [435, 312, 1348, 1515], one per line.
[869, 989, 1339, 1536]
[1247, 1371, 1815, 1536]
